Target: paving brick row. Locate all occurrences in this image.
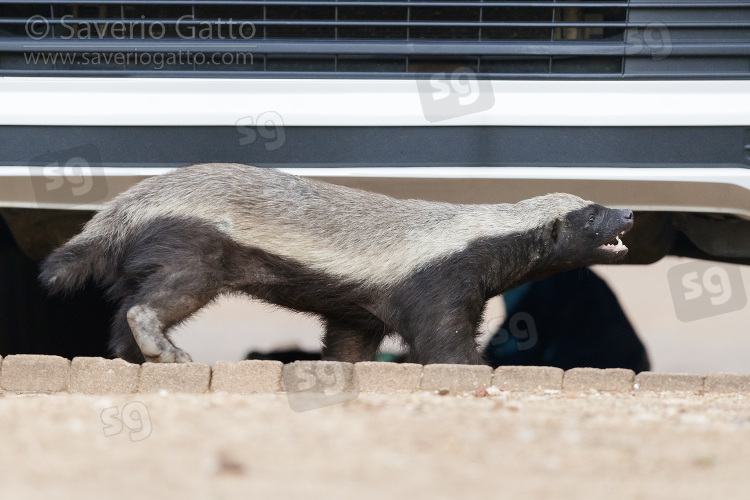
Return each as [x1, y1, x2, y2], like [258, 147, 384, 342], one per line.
[138, 362, 211, 394]
[704, 373, 750, 393]
[564, 368, 635, 392]
[421, 364, 493, 394]
[636, 372, 705, 393]
[494, 366, 563, 391]
[1, 355, 749, 395]
[211, 360, 283, 394]
[0, 355, 70, 393]
[69, 357, 140, 394]
[355, 362, 423, 393]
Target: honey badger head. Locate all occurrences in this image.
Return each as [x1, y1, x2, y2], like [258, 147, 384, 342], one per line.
[543, 195, 634, 266]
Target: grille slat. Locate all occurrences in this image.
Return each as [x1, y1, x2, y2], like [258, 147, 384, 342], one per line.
[1, 0, 748, 79]
[4, 40, 749, 56]
[24, 19, 747, 27]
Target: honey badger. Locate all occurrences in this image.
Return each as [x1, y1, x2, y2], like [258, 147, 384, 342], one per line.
[40, 163, 634, 365]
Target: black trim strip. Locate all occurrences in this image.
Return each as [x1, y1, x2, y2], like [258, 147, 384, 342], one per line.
[1, 126, 748, 169]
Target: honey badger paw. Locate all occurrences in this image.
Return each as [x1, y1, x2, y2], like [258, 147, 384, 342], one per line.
[127, 304, 193, 364]
[145, 347, 193, 364]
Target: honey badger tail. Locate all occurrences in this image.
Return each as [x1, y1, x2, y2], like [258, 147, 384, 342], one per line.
[38, 234, 117, 296]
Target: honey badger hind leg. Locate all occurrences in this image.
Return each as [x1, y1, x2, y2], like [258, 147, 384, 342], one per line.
[107, 217, 231, 363]
[109, 300, 147, 364]
[120, 272, 221, 363]
[321, 312, 390, 363]
[126, 303, 195, 363]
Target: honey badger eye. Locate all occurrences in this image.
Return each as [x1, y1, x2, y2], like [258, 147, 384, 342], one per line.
[588, 215, 595, 223]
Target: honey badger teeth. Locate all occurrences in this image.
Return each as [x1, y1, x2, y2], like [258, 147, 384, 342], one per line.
[602, 230, 627, 249]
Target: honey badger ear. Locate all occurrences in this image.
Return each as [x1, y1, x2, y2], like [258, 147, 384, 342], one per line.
[550, 218, 561, 243]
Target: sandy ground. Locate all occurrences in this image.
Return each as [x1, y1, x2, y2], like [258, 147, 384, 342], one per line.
[175, 257, 750, 374]
[0, 390, 748, 500]
[9, 256, 740, 498]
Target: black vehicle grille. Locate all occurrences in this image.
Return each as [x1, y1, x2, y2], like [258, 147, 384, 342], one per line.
[0, 0, 748, 78]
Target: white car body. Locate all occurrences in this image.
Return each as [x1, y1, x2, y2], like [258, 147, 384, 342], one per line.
[1, 77, 749, 220]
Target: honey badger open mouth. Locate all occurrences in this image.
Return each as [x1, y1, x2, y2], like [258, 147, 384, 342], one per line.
[597, 229, 630, 255]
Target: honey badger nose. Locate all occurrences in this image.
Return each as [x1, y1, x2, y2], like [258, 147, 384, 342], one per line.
[620, 209, 634, 230]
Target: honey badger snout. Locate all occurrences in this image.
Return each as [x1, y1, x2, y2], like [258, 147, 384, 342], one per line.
[615, 208, 635, 237]
[615, 209, 634, 237]
[590, 207, 634, 261]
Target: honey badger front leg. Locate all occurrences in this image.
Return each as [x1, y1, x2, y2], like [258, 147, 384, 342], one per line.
[321, 311, 389, 363]
[400, 313, 486, 365]
[392, 284, 487, 365]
